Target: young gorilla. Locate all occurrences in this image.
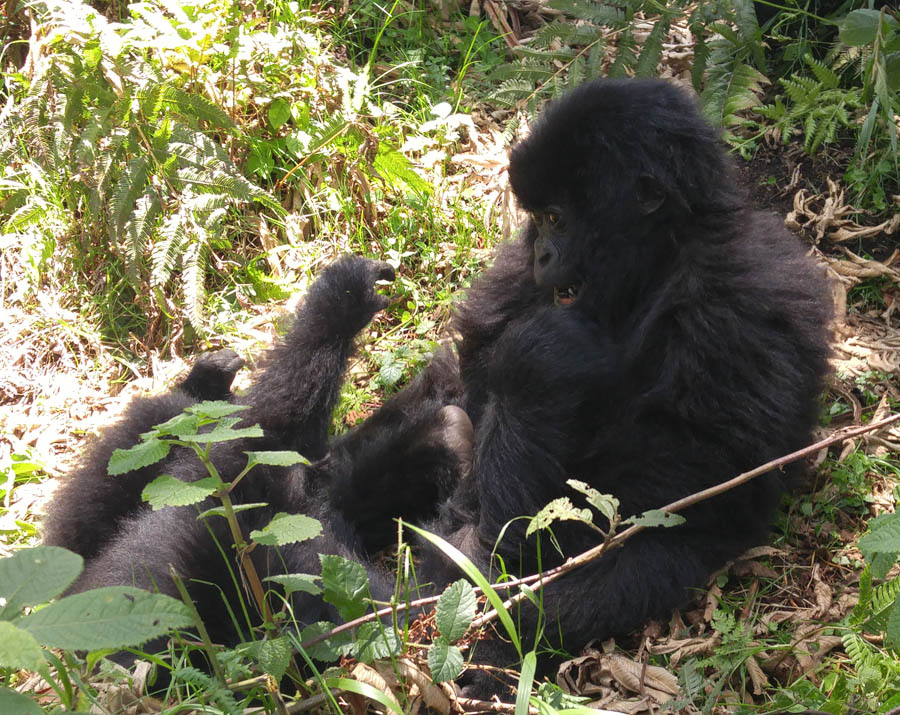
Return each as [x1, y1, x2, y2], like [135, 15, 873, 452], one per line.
[320, 78, 833, 695]
[44, 349, 245, 561]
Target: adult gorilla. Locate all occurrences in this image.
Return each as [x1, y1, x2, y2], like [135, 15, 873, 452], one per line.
[324, 78, 832, 693]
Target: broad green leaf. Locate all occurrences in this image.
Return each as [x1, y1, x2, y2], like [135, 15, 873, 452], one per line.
[186, 401, 250, 418]
[264, 573, 321, 596]
[250, 512, 322, 546]
[625, 509, 686, 528]
[515, 651, 537, 715]
[108, 438, 170, 475]
[858, 513, 900, 557]
[427, 638, 464, 683]
[323, 677, 403, 715]
[0, 622, 44, 670]
[0, 546, 83, 616]
[885, 52, 900, 92]
[527, 497, 593, 537]
[840, 9, 884, 47]
[269, 98, 291, 131]
[18, 587, 192, 650]
[435, 580, 476, 642]
[886, 595, 900, 649]
[297, 621, 354, 662]
[151, 412, 200, 437]
[180, 424, 263, 443]
[245, 450, 310, 468]
[0, 688, 43, 715]
[142, 475, 218, 509]
[405, 522, 521, 656]
[197, 502, 269, 520]
[258, 635, 292, 679]
[320, 554, 370, 621]
[567, 480, 619, 524]
[354, 622, 401, 663]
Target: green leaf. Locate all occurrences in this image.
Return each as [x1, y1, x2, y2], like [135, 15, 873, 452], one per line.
[427, 638, 464, 683]
[840, 9, 884, 47]
[515, 651, 537, 715]
[323, 677, 403, 715]
[0, 546, 83, 616]
[885, 52, 900, 92]
[354, 622, 401, 663]
[885, 592, 900, 649]
[625, 509, 687, 528]
[0, 622, 44, 670]
[179, 424, 264, 444]
[18, 587, 192, 650]
[859, 513, 900, 557]
[197, 501, 269, 520]
[245, 451, 310, 468]
[108, 438, 171, 475]
[0, 688, 43, 715]
[435, 580, 476, 642]
[142, 475, 218, 509]
[268, 98, 291, 131]
[297, 621, 354, 662]
[567, 479, 619, 524]
[527, 497, 593, 537]
[258, 635, 292, 679]
[152, 411, 201, 437]
[263, 573, 322, 596]
[320, 554, 370, 621]
[405, 523, 521, 657]
[250, 512, 323, 546]
[186, 401, 250, 418]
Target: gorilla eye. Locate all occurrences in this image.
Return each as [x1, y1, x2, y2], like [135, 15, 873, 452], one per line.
[547, 211, 560, 225]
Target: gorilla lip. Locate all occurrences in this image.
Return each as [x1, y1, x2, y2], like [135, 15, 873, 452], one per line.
[554, 284, 580, 306]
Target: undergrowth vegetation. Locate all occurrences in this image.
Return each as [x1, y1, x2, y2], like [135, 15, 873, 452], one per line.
[1, 0, 898, 713]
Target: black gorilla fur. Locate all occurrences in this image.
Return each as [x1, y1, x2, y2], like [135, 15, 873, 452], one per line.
[44, 79, 831, 697]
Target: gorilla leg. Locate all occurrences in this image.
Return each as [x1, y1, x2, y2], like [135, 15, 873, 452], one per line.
[43, 349, 244, 560]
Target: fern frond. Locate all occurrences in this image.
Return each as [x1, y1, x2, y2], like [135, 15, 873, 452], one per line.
[514, 45, 578, 62]
[490, 79, 536, 108]
[123, 192, 161, 284]
[533, 20, 605, 49]
[181, 231, 207, 331]
[110, 155, 151, 241]
[804, 54, 840, 89]
[635, 17, 670, 78]
[607, 28, 637, 79]
[158, 85, 234, 129]
[151, 211, 188, 288]
[841, 631, 872, 671]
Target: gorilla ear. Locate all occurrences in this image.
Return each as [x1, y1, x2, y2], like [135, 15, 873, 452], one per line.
[636, 174, 666, 215]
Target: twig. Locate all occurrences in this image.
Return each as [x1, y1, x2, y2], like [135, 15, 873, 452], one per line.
[471, 412, 900, 629]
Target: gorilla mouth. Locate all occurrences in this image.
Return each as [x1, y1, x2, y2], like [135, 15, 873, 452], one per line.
[554, 284, 581, 306]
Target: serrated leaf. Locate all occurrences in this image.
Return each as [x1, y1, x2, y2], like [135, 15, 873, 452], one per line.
[625, 509, 687, 528]
[250, 512, 322, 546]
[152, 412, 201, 437]
[0, 688, 43, 715]
[258, 635, 292, 679]
[197, 501, 268, 520]
[142, 475, 218, 509]
[108, 437, 171, 475]
[427, 638, 464, 682]
[320, 554, 370, 621]
[186, 401, 250, 418]
[245, 451, 310, 468]
[526, 497, 593, 537]
[298, 621, 354, 661]
[435, 580, 476, 642]
[180, 424, 264, 443]
[0, 546, 83, 616]
[264, 573, 322, 596]
[0, 622, 44, 670]
[354, 622, 401, 663]
[567, 479, 619, 523]
[18, 587, 192, 650]
[859, 514, 900, 557]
